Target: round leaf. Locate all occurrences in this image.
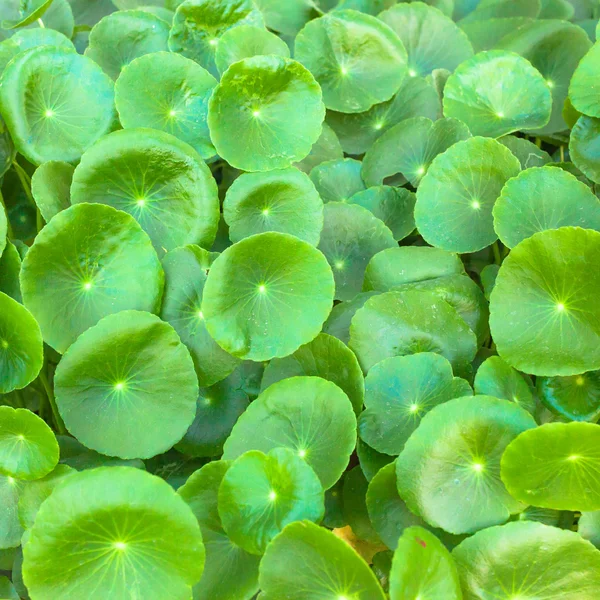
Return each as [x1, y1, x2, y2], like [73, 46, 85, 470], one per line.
[85, 10, 170, 79]
[54, 310, 198, 459]
[474, 355, 536, 415]
[537, 371, 600, 422]
[348, 186, 416, 242]
[397, 395, 537, 534]
[362, 117, 471, 188]
[20, 203, 164, 353]
[0, 407, 58, 481]
[322, 290, 379, 345]
[22, 467, 205, 600]
[223, 376, 357, 490]
[359, 353, 472, 455]
[389, 526, 461, 600]
[379, 2, 474, 77]
[443, 50, 552, 137]
[570, 40, 600, 119]
[0, 292, 43, 393]
[160, 244, 240, 387]
[168, 0, 264, 77]
[223, 167, 323, 245]
[0, 475, 22, 549]
[208, 55, 325, 172]
[452, 521, 600, 600]
[214, 24, 290, 74]
[0, 46, 115, 165]
[219, 448, 324, 555]
[493, 166, 600, 248]
[349, 289, 478, 374]
[178, 461, 260, 600]
[176, 369, 249, 457]
[415, 136, 521, 253]
[309, 158, 366, 203]
[294, 10, 408, 113]
[115, 51, 218, 160]
[30, 161, 73, 223]
[570, 115, 600, 184]
[261, 333, 364, 414]
[489, 227, 600, 376]
[317, 202, 396, 301]
[71, 129, 219, 254]
[259, 520, 386, 600]
[326, 74, 440, 155]
[202, 232, 334, 361]
[501, 422, 600, 511]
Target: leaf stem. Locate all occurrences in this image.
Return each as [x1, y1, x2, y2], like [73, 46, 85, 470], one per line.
[560, 145, 565, 162]
[492, 241, 502, 266]
[38, 364, 66, 434]
[13, 159, 44, 231]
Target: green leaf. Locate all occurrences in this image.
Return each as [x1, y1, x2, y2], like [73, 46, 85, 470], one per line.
[0, 475, 23, 549]
[30, 160, 73, 223]
[0, 575, 18, 600]
[570, 114, 600, 183]
[489, 227, 600, 376]
[497, 20, 591, 134]
[178, 461, 260, 600]
[160, 244, 240, 387]
[0, 28, 74, 76]
[474, 355, 537, 416]
[537, 371, 600, 422]
[71, 128, 220, 255]
[498, 134, 552, 169]
[1, 0, 56, 30]
[323, 291, 379, 345]
[367, 461, 464, 550]
[176, 368, 249, 457]
[0, 46, 115, 165]
[310, 158, 366, 203]
[261, 333, 364, 415]
[452, 521, 600, 599]
[215, 24, 290, 74]
[349, 290, 478, 374]
[168, 0, 264, 77]
[379, 2, 474, 78]
[356, 437, 393, 481]
[443, 50, 551, 137]
[397, 395, 537, 534]
[114, 51, 217, 160]
[294, 10, 408, 113]
[318, 202, 396, 301]
[0, 241, 22, 302]
[359, 353, 472, 455]
[218, 448, 324, 555]
[342, 465, 381, 543]
[415, 136, 521, 253]
[362, 117, 471, 188]
[54, 310, 198, 460]
[17, 463, 73, 529]
[501, 422, 600, 511]
[326, 75, 440, 155]
[202, 232, 334, 361]
[223, 376, 357, 490]
[0, 292, 43, 393]
[348, 186, 416, 242]
[389, 527, 461, 600]
[258, 521, 386, 600]
[494, 166, 600, 248]
[579, 510, 600, 548]
[22, 467, 205, 600]
[223, 167, 323, 245]
[570, 41, 600, 119]
[84, 10, 170, 80]
[0, 407, 58, 480]
[208, 55, 325, 172]
[293, 122, 344, 173]
[21, 203, 164, 353]
[364, 246, 464, 292]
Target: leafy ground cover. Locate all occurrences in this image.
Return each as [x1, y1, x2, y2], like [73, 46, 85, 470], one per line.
[1, 1, 600, 599]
